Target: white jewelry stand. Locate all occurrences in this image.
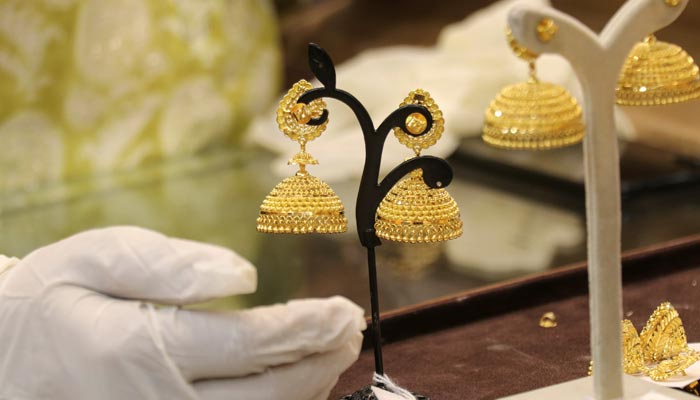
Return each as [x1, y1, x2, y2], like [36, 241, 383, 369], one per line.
[501, 0, 694, 399]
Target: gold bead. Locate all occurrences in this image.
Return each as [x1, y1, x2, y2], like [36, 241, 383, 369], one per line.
[536, 18, 558, 43]
[405, 112, 428, 135]
[539, 312, 558, 328]
[291, 103, 311, 124]
[664, 0, 680, 6]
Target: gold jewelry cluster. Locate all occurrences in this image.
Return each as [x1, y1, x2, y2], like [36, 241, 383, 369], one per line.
[257, 82, 462, 243]
[590, 302, 700, 381]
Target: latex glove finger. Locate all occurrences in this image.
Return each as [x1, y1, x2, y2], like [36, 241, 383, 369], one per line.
[193, 331, 363, 400]
[155, 296, 366, 380]
[8, 226, 256, 304]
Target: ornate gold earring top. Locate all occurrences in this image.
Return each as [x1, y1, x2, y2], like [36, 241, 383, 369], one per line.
[393, 89, 444, 156]
[277, 79, 328, 144]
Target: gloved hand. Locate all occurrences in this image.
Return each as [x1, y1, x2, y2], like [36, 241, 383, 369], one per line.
[0, 226, 365, 400]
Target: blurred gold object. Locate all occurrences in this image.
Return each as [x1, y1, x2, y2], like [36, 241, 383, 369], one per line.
[536, 18, 558, 43]
[483, 29, 585, 150]
[376, 90, 462, 243]
[539, 312, 558, 328]
[257, 80, 347, 234]
[617, 35, 700, 106]
[614, 303, 700, 381]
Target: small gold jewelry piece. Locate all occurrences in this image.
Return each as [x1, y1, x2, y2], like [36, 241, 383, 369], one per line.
[257, 80, 348, 234]
[376, 90, 462, 243]
[536, 18, 558, 43]
[617, 35, 700, 106]
[610, 302, 700, 381]
[539, 312, 558, 328]
[482, 29, 585, 150]
[664, 0, 681, 7]
[393, 89, 445, 156]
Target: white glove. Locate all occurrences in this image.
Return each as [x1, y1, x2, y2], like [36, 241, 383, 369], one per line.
[0, 226, 365, 400]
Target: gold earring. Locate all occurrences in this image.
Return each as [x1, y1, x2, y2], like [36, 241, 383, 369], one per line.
[483, 25, 585, 150]
[601, 302, 700, 381]
[374, 89, 463, 243]
[257, 80, 348, 234]
[617, 34, 700, 106]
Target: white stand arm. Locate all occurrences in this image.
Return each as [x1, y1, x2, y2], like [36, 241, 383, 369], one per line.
[506, 1, 689, 399]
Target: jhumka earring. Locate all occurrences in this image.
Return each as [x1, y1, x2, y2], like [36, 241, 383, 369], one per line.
[256, 80, 348, 234]
[616, 33, 700, 106]
[374, 89, 463, 243]
[483, 20, 585, 150]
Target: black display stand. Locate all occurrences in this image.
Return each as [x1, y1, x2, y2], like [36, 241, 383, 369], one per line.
[297, 43, 452, 400]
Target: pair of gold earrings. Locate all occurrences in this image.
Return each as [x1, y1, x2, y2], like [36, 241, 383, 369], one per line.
[483, 16, 700, 149]
[256, 82, 462, 243]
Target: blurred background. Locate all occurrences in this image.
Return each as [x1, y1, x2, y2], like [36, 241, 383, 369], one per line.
[0, 0, 698, 311]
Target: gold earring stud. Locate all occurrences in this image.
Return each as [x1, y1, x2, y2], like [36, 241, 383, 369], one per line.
[536, 18, 558, 43]
[257, 80, 348, 234]
[482, 28, 585, 150]
[374, 90, 462, 243]
[617, 34, 700, 106]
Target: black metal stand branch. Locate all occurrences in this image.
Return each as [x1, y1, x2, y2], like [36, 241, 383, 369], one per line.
[298, 43, 453, 400]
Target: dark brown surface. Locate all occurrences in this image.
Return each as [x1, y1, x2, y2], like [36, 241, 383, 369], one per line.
[330, 235, 700, 399]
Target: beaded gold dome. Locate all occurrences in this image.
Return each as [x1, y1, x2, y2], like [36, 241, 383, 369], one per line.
[375, 90, 462, 243]
[393, 89, 444, 155]
[375, 170, 462, 243]
[483, 27, 585, 150]
[257, 172, 347, 234]
[257, 79, 348, 234]
[483, 81, 585, 149]
[617, 35, 700, 106]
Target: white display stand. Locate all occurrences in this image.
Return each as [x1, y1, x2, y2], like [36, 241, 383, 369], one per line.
[502, 0, 691, 399]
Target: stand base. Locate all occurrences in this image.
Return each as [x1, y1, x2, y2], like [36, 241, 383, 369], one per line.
[339, 385, 429, 400]
[499, 376, 697, 399]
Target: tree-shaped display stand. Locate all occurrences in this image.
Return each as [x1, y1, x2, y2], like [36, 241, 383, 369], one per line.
[263, 43, 463, 400]
[501, 0, 696, 398]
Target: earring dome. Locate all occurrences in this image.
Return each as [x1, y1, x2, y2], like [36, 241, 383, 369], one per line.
[617, 35, 700, 106]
